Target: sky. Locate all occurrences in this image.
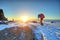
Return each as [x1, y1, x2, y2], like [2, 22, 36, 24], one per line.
[0, 0, 60, 20]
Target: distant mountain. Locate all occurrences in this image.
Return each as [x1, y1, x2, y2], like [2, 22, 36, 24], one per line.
[0, 26, 33, 40]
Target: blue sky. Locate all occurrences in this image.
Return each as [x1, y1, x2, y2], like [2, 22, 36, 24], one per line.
[0, 0, 60, 20]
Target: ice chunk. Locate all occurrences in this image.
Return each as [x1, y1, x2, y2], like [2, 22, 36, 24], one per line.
[55, 32, 60, 39]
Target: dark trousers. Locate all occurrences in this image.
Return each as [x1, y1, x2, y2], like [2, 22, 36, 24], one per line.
[40, 18, 43, 25]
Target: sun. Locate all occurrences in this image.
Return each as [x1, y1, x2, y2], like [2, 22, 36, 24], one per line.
[20, 16, 28, 22]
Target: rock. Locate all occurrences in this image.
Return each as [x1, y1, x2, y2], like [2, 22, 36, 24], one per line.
[0, 9, 7, 21]
[0, 26, 34, 40]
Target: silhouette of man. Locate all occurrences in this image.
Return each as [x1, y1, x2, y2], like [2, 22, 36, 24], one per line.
[38, 13, 45, 25]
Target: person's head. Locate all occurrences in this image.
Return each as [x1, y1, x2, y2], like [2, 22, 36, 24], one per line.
[38, 13, 45, 18]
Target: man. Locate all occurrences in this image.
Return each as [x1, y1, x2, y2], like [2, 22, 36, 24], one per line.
[38, 13, 45, 25]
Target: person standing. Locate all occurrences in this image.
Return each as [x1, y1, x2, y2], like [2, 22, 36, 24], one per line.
[38, 13, 45, 25]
